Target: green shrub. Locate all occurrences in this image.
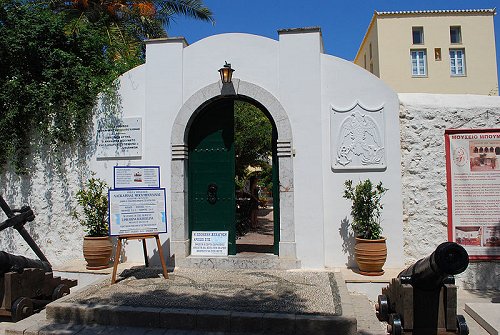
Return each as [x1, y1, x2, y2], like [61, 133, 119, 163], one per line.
[75, 176, 109, 237]
[343, 179, 387, 240]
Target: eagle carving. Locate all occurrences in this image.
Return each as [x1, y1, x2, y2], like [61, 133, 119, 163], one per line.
[336, 111, 384, 166]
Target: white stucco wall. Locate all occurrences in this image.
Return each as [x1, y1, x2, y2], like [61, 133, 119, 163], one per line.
[279, 30, 325, 268]
[321, 54, 404, 269]
[183, 34, 279, 101]
[88, 65, 149, 262]
[0, 147, 86, 264]
[399, 93, 500, 289]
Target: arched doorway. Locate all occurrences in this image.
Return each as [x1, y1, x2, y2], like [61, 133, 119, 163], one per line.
[187, 97, 279, 255]
[170, 80, 297, 266]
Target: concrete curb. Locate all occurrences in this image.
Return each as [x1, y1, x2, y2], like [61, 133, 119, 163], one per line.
[333, 271, 355, 319]
[45, 302, 357, 334]
[465, 303, 500, 335]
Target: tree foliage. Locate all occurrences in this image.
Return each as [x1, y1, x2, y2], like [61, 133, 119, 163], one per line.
[51, 0, 214, 63]
[0, 0, 213, 173]
[0, 1, 129, 172]
[234, 100, 273, 185]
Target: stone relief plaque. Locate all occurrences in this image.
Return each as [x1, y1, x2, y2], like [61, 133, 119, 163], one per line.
[331, 102, 386, 171]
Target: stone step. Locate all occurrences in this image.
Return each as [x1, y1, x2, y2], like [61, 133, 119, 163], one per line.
[44, 302, 356, 334]
[175, 255, 300, 270]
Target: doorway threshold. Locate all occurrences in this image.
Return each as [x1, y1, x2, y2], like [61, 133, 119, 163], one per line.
[236, 244, 274, 254]
[177, 254, 300, 270]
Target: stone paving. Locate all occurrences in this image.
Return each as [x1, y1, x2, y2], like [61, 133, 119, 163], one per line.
[64, 268, 341, 315]
[349, 294, 385, 335]
[237, 208, 274, 246]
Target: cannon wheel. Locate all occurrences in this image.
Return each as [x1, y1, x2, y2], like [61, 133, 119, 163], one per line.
[11, 297, 33, 322]
[387, 313, 402, 335]
[377, 294, 390, 321]
[456, 315, 469, 335]
[52, 284, 71, 300]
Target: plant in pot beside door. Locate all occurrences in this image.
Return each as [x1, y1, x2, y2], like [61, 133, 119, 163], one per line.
[343, 179, 388, 276]
[75, 176, 113, 270]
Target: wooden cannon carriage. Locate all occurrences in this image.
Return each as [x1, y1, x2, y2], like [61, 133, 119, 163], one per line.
[0, 196, 77, 321]
[376, 242, 470, 335]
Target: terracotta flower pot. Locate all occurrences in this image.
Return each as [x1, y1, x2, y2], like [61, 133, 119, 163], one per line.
[354, 237, 387, 276]
[83, 236, 113, 270]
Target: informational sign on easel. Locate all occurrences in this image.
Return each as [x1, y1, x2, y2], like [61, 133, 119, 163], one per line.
[108, 188, 167, 236]
[109, 167, 168, 284]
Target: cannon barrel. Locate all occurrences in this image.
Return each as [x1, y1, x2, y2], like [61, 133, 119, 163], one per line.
[0, 251, 52, 275]
[398, 242, 469, 290]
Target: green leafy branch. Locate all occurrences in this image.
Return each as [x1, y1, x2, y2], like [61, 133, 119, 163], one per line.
[343, 179, 387, 240]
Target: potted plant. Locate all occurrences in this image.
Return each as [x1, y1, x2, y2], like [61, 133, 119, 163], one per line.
[343, 179, 388, 276]
[75, 176, 113, 270]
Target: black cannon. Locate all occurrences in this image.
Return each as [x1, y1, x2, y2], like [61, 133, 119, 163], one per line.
[0, 251, 51, 275]
[376, 242, 469, 335]
[0, 196, 77, 321]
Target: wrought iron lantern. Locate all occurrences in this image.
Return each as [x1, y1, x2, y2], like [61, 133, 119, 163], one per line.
[218, 62, 235, 83]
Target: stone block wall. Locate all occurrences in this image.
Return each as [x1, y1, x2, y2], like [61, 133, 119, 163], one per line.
[399, 93, 500, 289]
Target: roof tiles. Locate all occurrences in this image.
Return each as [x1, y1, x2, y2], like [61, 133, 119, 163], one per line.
[376, 9, 496, 16]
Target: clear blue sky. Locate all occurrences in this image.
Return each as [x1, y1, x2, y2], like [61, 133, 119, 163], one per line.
[168, 0, 500, 90]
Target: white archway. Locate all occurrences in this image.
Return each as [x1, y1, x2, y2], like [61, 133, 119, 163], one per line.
[170, 79, 298, 267]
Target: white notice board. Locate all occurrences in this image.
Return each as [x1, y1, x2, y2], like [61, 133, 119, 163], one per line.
[114, 166, 160, 189]
[97, 117, 142, 159]
[109, 188, 167, 236]
[191, 231, 229, 256]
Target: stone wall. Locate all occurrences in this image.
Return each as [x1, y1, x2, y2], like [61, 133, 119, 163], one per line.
[399, 93, 500, 290]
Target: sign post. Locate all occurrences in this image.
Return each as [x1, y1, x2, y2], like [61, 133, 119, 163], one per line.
[113, 166, 160, 189]
[111, 233, 168, 284]
[96, 117, 142, 159]
[109, 167, 168, 283]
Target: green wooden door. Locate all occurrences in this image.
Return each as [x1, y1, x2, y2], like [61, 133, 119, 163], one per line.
[188, 99, 236, 255]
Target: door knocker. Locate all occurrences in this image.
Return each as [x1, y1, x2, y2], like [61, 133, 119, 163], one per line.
[207, 183, 218, 204]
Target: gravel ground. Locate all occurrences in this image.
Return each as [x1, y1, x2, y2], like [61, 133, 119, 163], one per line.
[65, 267, 341, 316]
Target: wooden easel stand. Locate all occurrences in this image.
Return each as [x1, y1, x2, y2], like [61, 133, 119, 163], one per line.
[111, 234, 168, 284]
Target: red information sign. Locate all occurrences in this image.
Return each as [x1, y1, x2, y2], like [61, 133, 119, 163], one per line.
[445, 129, 500, 260]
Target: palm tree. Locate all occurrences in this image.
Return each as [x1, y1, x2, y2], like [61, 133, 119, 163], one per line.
[49, 0, 214, 64]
